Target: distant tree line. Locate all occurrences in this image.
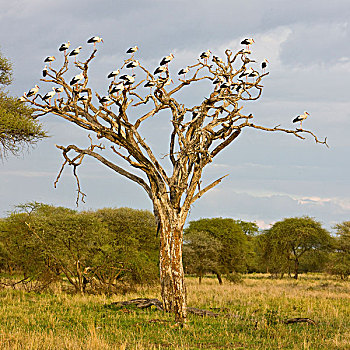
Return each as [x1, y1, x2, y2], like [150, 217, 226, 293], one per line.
[0, 203, 349, 294]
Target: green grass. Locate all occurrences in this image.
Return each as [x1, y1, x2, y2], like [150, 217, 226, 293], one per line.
[0, 274, 349, 349]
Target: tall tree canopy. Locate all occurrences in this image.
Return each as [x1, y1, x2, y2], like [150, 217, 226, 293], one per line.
[21, 37, 327, 322]
[260, 216, 331, 279]
[0, 49, 46, 158]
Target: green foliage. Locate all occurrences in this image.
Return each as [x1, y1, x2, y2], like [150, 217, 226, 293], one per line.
[259, 216, 332, 278]
[184, 218, 249, 279]
[183, 231, 223, 283]
[0, 48, 46, 158]
[327, 221, 350, 279]
[0, 203, 159, 293]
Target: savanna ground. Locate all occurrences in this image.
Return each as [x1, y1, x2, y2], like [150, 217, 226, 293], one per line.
[0, 274, 349, 349]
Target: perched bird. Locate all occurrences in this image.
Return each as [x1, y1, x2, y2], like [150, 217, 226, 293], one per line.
[235, 84, 244, 94]
[293, 111, 310, 128]
[54, 86, 64, 98]
[107, 69, 120, 82]
[19, 93, 27, 102]
[27, 85, 39, 98]
[77, 94, 88, 102]
[126, 46, 138, 58]
[87, 36, 103, 48]
[241, 38, 255, 49]
[160, 53, 174, 67]
[154, 66, 167, 75]
[70, 73, 84, 85]
[144, 80, 156, 92]
[99, 95, 111, 106]
[239, 67, 254, 80]
[59, 41, 71, 54]
[261, 58, 269, 73]
[126, 60, 139, 69]
[248, 70, 259, 80]
[109, 82, 124, 95]
[200, 50, 211, 64]
[178, 66, 190, 79]
[69, 46, 82, 62]
[119, 74, 135, 83]
[42, 87, 56, 104]
[123, 76, 135, 87]
[44, 56, 56, 67]
[213, 76, 225, 85]
[158, 77, 173, 87]
[238, 48, 251, 56]
[219, 81, 232, 90]
[212, 55, 224, 65]
[126, 60, 139, 74]
[42, 65, 48, 77]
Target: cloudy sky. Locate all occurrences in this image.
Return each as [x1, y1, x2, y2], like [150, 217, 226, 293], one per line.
[1, 0, 349, 230]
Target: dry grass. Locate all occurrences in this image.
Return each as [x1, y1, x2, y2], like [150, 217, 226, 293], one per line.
[0, 274, 349, 349]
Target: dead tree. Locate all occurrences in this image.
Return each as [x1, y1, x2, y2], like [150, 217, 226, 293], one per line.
[23, 40, 327, 323]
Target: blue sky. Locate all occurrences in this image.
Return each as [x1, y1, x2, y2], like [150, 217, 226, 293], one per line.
[1, 0, 349, 229]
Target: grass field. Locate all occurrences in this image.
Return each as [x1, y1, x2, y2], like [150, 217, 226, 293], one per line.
[0, 274, 349, 349]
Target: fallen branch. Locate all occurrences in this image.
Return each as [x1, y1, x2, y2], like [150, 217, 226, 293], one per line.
[284, 317, 317, 325]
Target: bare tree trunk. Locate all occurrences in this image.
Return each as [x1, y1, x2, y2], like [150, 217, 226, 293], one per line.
[294, 258, 299, 280]
[216, 272, 223, 285]
[158, 212, 187, 323]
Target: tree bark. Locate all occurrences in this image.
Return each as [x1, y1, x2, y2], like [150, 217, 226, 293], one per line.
[294, 258, 299, 280]
[158, 212, 187, 323]
[216, 272, 223, 285]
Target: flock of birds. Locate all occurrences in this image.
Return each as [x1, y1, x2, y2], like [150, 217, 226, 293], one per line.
[21, 36, 309, 128]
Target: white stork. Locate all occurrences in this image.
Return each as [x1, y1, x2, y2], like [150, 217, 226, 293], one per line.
[107, 69, 120, 81]
[42, 65, 48, 77]
[99, 95, 111, 106]
[126, 60, 139, 74]
[213, 76, 225, 86]
[44, 56, 56, 67]
[77, 94, 88, 103]
[241, 38, 255, 50]
[154, 66, 167, 75]
[212, 55, 224, 65]
[109, 82, 124, 96]
[59, 41, 71, 54]
[178, 66, 190, 79]
[293, 111, 310, 128]
[42, 87, 56, 105]
[160, 53, 174, 67]
[261, 59, 269, 73]
[69, 46, 82, 63]
[239, 67, 253, 81]
[248, 69, 259, 81]
[200, 50, 211, 64]
[54, 86, 64, 98]
[126, 46, 138, 58]
[144, 80, 156, 92]
[70, 73, 84, 86]
[19, 93, 27, 102]
[27, 85, 39, 98]
[87, 36, 103, 49]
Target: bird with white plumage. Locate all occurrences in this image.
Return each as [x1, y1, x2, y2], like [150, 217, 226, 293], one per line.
[70, 73, 84, 86]
[69, 46, 82, 63]
[27, 85, 39, 98]
[59, 41, 70, 54]
[42, 87, 56, 105]
[178, 66, 190, 79]
[293, 111, 310, 128]
[87, 36, 103, 49]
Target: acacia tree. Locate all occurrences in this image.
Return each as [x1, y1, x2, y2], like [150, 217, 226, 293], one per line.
[21, 39, 327, 323]
[262, 217, 331, 279]
[0, 49, 46, 158]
